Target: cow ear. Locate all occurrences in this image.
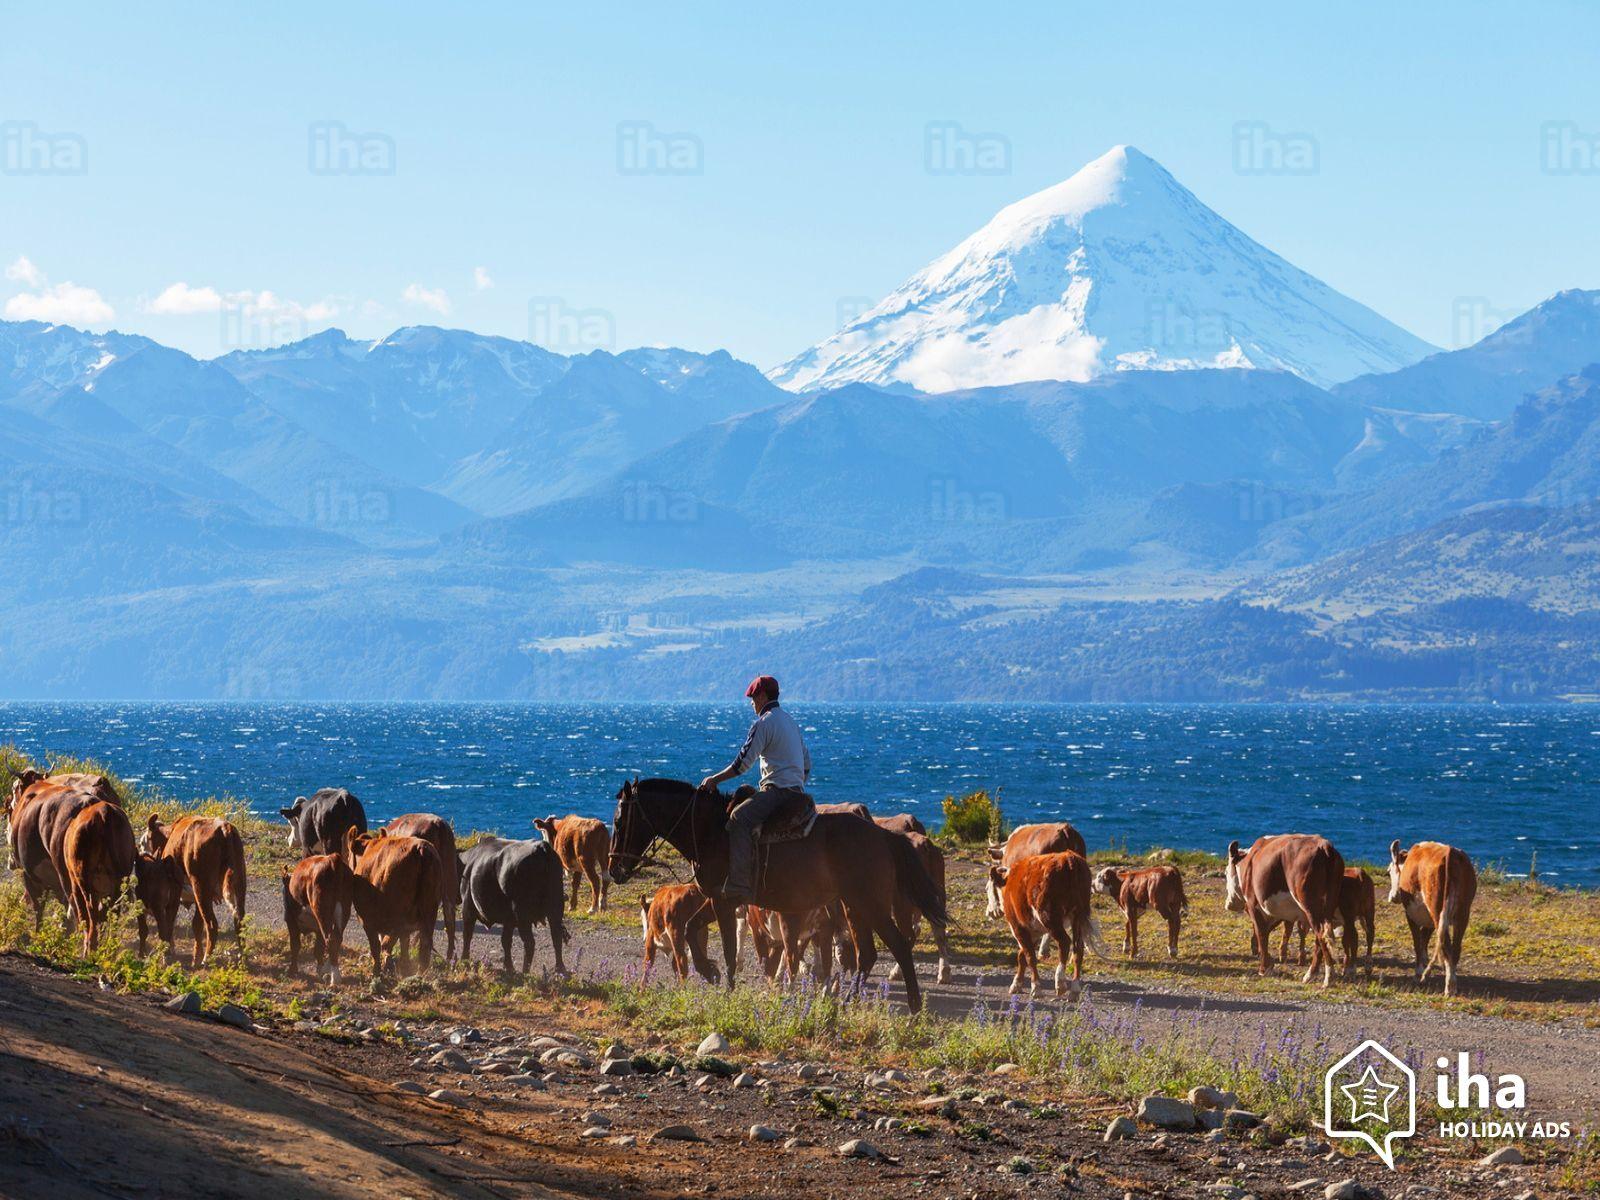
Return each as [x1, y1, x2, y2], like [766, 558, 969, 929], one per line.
[1227, 840, 1241, 862]
[1390, 839, 1403, 862]
[279, 807, 296, 820]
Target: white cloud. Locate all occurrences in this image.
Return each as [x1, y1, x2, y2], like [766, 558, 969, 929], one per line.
[145, 281, 224, 315]
[3, 257, 115, 325]
[5, 255, 44, 288]
[473, 266, 494, 291]
[402, 282, 451, 315]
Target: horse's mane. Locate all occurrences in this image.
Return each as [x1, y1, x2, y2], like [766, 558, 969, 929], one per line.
[634, 777, 699, 797]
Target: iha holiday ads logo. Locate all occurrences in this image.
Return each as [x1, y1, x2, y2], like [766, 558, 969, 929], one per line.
[1324, 1040, 1571, 1169]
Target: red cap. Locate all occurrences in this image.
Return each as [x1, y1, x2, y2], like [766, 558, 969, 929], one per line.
[744, 675, 779, 700]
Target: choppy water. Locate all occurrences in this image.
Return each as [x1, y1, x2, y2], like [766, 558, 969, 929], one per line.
[1, 702, 1595, 884]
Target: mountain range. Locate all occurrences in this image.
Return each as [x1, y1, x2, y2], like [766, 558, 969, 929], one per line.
[3, 145, 1600, 700]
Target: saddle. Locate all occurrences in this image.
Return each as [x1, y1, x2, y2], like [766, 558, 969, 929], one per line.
[731, 784, 818, 845]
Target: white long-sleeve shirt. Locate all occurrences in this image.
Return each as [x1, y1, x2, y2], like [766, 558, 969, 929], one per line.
[727, 702, 811, 790]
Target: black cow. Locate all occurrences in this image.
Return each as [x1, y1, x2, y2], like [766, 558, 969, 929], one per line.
[280, 787, 368, 855]
[459, 836, 568, 975]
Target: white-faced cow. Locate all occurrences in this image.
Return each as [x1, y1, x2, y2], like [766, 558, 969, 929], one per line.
[1225, 834, 1344, 987]
[986, 822, 1087, 919]
[1092, 865, 1188, 959]
[1388, 840, 1477, 997]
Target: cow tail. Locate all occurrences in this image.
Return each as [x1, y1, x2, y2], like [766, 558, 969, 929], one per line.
[1431, 850, 1455, 971]
[224, 828, 248, 930]
[1177, 874, 1190, 917]
[1082, 912, 1115, 961]
[888, 830, 947, 928]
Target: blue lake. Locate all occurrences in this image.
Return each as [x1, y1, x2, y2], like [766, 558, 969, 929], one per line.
[2, 702, 1595, 884]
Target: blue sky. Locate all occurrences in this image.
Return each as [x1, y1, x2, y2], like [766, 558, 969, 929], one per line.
[2, 2, 1597, 364]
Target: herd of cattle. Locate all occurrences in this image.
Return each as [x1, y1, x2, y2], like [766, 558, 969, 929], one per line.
[4, 770, 1482, 1002]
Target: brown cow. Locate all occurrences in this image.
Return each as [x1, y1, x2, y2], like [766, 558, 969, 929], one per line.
[874, 813, 926, 837]
[986, 822, 1088, 919]
[62, 801, 136, 955]
[640, 883, 720, 983]
[282, 853, 356, 983]
[9, 774, 122, 928]
[1388, 840, 1477, 997]
[884, 830, 951, 984]
[346, 828, 442, 976]
[533, 815, 610, 912]
[1224, 835, 1344, 987]
[385, 813, 460, 963]
[140, 814, 248, 966]
[988, 851, 1105, 998]
[741, 902, 844, 984]
[1251, 866, 1378, 980]
[1092, 865, 1188, 959]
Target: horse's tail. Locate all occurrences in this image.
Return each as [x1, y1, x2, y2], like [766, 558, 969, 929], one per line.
[888, 831, 948, 929]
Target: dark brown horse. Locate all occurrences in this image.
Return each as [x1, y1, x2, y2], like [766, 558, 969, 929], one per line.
[607, 778, 947, 1012]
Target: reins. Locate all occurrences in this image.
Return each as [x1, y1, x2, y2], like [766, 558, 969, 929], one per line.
[616, 783, 712, 885]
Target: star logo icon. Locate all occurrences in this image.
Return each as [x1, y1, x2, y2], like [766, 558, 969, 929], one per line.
[1341, 1064, 1402, 1125]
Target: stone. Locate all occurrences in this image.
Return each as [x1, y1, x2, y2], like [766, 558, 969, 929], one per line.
[593, 1083, 623, 1097]
[1188, 1086, 1237, 1110]
[477, 1061, 516, 1076]
[1105, 1116, 1138, 1141]
[613, 1134, 637, 1147]
[599, 1058, 635, 1077]
[697, 1032, 730, 1056]
[991, 1062, 1018, 1075]
[731, 1071, 757, 1089]
[650, 1124, 704, 1143]
[428, 1089, 469, 1106]
[579, 1112, 612, 1128]
[528, 1036, 567, 1050]
[394, 1080, 427, 1094]
[783, 1137, 807, 1151]
[602, 1041, 630, 1060]
[1481, 1146, 1525, 1166]
[1324, 1182, 1380, 1200]
[1204, 1128, 1226, 1144]
[448, 1028, 482, 1045]
[795, 1063, 820, 1080]
[164, 991, 202, 1015]
[1197, 1108, 1225, 1131]
[429, 1049, 470, 1071]
[215, 1003, 253, 1029]
[748, 1125, 781, 1142]
[505, 1074, 547, 1089]
[918, 1096, 959, 1118]
[1224, 1109, 1263, 1129]
[1136, 1096, 1197, 1130]
[580, 1126, 608, 1139]
[1285, 1183, 1323, 1195]
[837, 1138, 882, 1160]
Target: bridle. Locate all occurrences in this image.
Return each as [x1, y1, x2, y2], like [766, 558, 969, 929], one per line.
[611, 780, 713, 882]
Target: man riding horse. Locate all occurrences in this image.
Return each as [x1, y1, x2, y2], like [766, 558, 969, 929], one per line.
[698, 674, 813, 905]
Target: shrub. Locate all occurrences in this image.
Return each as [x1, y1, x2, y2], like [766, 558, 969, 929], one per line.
[938, 789, 1008, 846]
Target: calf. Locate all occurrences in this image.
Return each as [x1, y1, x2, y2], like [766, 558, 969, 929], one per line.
[281, 787, 367, 854]
[347, 828, 442, 976]
[1340, 867, 1376, 980]
[459, 835, 568, 975]
[532, 815, 611, 912]
[141, 814, 248, 966]
[62, 801, 136, 955]
[1092, 865, 1188, 959]
[640, 883, 720, 983]
[986, 822, 1088, 918]
[386, 813, 461, 963]
[741, 902, 845, 984]
[281, 853, 356, 983]
[1388, 840, 1477, 997]
[989, 851, 1103, 998]
[1224, 835, 1344, 987]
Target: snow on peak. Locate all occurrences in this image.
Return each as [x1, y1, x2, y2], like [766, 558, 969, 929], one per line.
[770, 145, 1435, 394]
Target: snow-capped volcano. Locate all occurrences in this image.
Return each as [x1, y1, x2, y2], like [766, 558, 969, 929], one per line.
[770, 145, 1435, 393]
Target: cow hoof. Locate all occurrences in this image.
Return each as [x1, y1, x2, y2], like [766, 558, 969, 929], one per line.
[936, 965, 950, 985]
[1008, 982, 1023, 996]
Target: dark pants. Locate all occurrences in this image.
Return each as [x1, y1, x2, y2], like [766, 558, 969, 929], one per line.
[726, 786, 806, 895]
